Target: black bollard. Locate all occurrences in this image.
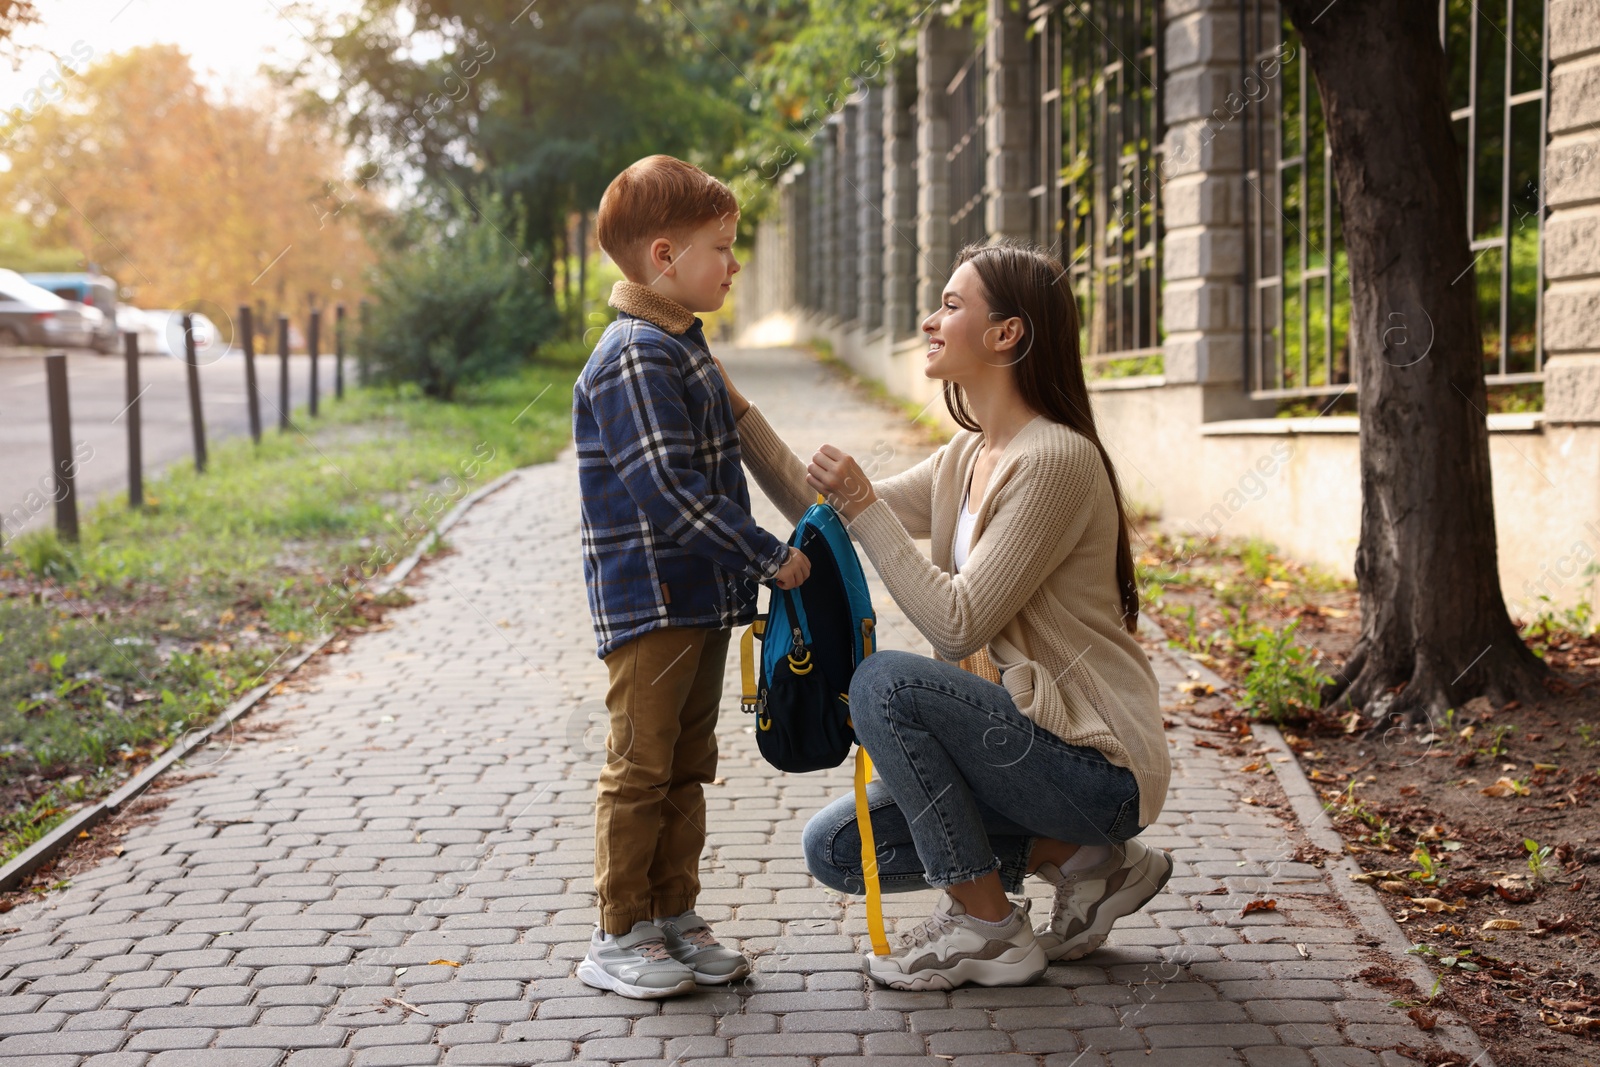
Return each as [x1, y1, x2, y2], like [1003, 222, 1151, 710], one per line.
[334, 303, 345, 400]
[124, 332, 143, 509]
[278, 314, 290, 431]
[308, 308, 320, 417]
[44, 352, 78, 542]
[183, 313, 207, 474]
[240, 304, 260, 443]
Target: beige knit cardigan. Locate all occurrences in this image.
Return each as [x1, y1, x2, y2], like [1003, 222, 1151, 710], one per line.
[735, 403, 1171, 829]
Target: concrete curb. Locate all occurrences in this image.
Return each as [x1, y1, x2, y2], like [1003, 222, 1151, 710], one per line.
[0, 468, 522, 895]
[1141, 616, 1496, 1066]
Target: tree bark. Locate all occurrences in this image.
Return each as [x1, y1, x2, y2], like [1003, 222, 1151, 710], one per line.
[1279, 0, 1549, 725]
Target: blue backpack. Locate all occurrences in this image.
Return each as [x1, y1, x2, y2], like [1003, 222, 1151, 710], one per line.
[739, 496, 892, 956]
[739, 498, 875, 771]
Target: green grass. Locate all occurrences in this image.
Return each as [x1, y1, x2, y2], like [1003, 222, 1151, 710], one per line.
[0, 346, 586, 865]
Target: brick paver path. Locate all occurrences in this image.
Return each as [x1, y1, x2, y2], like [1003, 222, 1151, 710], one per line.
[0, 344, 1483, 1066]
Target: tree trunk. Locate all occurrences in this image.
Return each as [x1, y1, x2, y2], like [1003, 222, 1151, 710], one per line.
[1279, 0, 1549, 726]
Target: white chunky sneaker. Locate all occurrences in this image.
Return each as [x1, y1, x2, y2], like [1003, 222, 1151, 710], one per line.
[1033, 838, 1174, 961]
[657, 910, 751, 984]
[865, 892, 1047, 992]
[576, 921, 697, 999]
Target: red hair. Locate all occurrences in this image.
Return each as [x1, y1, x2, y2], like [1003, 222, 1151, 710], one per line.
[596, 155, 739, 281]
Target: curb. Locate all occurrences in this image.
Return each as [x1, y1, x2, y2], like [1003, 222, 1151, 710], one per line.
[0, 468, 522, 896]
[1142, 617, 1496, 1066]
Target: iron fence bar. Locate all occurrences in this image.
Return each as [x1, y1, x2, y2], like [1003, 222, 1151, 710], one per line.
[1299, 46, 1309, 391]
[1535, 0, 1548, 376]
[1467, 0, 1479, 244]
[1501, 0, 1515, 378]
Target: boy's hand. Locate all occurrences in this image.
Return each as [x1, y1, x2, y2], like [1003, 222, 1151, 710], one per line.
[710, 354, 750, 419]
[772, 546, 810, 590]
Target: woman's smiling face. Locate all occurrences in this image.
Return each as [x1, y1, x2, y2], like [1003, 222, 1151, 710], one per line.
[920, 261, 1008, 383]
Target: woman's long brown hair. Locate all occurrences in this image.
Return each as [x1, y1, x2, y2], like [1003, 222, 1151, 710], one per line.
[942, 241, 1140, 634]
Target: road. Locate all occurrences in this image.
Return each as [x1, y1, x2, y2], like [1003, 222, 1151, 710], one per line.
[1, 348, 353, 542]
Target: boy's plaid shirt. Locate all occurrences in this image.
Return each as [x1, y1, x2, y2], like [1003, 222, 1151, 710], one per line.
[573, 309, 789, 660]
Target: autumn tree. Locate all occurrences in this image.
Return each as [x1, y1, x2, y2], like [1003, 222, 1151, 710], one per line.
[1279, 0, 1550, 725]
[0, 43, 379, 334]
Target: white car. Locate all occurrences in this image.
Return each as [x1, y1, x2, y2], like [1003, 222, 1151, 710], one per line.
[115, 306, 162, 355]
[0, 268, 97, 349]
[128, 308, 226, 361]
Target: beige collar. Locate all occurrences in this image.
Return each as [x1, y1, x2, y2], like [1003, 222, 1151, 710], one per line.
[608, 279, 696, 335]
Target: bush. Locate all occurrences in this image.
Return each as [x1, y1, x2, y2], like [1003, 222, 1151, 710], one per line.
[1237, 618, 1332, 723]
[363, 185, 558, 399]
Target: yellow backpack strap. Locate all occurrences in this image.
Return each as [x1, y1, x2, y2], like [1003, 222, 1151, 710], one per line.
[739, 624, 758, 712]
[854, 747, 890, 956]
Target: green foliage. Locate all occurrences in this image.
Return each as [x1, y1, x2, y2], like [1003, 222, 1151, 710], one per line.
[286, 0, 762, 255]
[1236, 618, 1332, 723]
[11, 529, 78, 580]
[1410, 844, 1445, 884]
[363, 185, 557, 399]
[1525, 838, 1555, 882]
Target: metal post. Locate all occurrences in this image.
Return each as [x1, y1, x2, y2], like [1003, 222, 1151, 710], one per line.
[278, 314, 290, 431]
[357, 299, 370, 386]
[44, 352, 78, 543]
[183, 313, 207, 473]
[334, 303, 345, 400]
[239, 304, 260, 443]
[308, 308, 320, 417]
[124, 332, 143, 509]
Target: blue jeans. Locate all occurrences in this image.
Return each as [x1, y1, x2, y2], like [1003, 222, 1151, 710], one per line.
[803, 649, 1142, 895]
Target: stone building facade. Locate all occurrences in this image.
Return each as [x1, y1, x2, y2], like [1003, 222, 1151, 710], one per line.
[738, 0, 1600, 614]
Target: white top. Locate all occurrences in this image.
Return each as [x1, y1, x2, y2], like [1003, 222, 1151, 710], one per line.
[953, 482, 979, 572]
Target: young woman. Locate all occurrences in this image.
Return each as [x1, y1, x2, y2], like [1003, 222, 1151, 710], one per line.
[717, 242, 1173, 991]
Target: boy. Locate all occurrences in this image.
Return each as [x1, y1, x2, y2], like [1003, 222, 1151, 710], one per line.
[571, 154, 810, 999]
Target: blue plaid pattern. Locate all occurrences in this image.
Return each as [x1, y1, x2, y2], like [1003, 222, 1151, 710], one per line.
[574, 311, 790, 660]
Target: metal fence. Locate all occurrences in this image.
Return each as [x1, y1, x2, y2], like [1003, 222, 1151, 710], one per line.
[1031, 0, 1165, 375]
[1243, 0, 1549, 400]
[947, 44, 988, 256]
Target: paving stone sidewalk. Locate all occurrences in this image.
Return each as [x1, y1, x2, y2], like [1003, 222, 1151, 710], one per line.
[0, 344, 1488, 1066]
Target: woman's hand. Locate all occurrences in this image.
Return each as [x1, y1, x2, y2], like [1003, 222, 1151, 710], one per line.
[806, 444, 878, 522]
[710, 354, 750, 419]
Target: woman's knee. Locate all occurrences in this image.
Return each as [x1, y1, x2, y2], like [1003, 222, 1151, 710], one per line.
[848, 649, 921, 739]
[801, 805, 860, 894]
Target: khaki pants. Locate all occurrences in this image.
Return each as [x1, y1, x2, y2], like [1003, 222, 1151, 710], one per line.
[595, 624, 731, 934]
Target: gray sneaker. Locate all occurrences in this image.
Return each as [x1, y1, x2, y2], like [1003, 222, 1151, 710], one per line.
[865, 892, 1047, 992]
[576, 921, 698, 999]
[1033, 838, 1174, 961]
[658, 910, 751, 984]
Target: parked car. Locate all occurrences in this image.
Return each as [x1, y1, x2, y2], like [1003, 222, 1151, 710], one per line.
[22, 272, 120, 353]
[0, 269, 97, 349]
[141, 308, 225, 361]
[116, 305, 162, 354]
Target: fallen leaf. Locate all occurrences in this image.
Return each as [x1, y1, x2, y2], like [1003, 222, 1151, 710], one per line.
[1413, 897, 1460, 913]
[1379, 880, 1414, 895]
[1241, 899, 1278, 916]
[1407, 1007, 1438, 1030]
[428, 959, 462, 967]
[1542, 998, 1593, 1012]
[1480, 776, 1529, 797]
[1482, 919, 1522, 930]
